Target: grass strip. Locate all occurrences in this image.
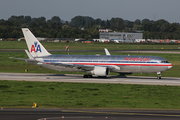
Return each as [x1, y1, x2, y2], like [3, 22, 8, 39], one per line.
[0, 80, 180, 109]
[1, 41, 180, 50]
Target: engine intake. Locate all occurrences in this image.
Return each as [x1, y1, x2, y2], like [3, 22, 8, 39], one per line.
[91, 66, 110, 76]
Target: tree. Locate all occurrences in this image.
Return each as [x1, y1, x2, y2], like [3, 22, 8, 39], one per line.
[100, 20, 105, 28]
[150, 19, 170, 32]
[84, 21, 90, 29]
[51, 16, 61, 24]
[142, 21, 152, 31]
[134, 19, 141, 25]
[38, 17, 46, 22]
[62, 25, 70, 30]
[169, 23, 179, 32]
[70, 16, 85, 28]
[1, 15, 180, 39]
[8, 15, 24, 23]
[24, 16, 31, 23]
[110, 18, 116, 29]
[142, 18, 151, 24]
[70, 16, 94, 28]
[95, 18, 101, 25]
[105, 20, 110, 28]
[134, 19, 141, 29]
[134, 25, 142, 30]
[117, 18, 124, 31]
[91, 28, 99, 38]
[124, 20, 133, 28]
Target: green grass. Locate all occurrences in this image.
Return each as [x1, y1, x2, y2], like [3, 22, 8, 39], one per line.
[1, 41, 180, 50]
[1, 80, 180, 109]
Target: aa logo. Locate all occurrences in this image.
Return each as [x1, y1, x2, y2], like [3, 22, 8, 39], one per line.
[31, 42, 41, 52]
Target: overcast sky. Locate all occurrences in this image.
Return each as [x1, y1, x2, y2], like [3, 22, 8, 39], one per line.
[0, 0, 180, 23]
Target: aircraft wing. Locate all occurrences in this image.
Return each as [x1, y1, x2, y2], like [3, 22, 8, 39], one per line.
[49, 63, 95, 71]
[50, 48, 113, 71]
[49, 62, 119, 72]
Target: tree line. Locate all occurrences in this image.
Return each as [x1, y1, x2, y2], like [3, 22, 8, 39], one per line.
[0, 15, 180, 39]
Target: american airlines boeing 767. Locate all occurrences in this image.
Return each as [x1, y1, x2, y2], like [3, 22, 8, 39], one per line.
[18, 28, 172, 79]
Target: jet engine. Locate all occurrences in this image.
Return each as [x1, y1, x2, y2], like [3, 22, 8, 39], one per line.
[90, 66, 110, 76]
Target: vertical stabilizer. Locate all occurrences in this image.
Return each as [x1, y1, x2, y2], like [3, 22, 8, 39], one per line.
[22, 28, 51, 57]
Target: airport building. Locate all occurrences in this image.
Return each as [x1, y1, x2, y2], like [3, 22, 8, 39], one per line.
[99, 32, 143, 42]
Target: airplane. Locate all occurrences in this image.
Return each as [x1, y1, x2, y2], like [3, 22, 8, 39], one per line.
[16, 28, 172, 79]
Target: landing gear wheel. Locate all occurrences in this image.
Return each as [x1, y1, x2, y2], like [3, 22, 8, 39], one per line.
[83, 75, 88, 78]
[83, 75, 92, 78]
[158, 76, 161, 79]
[157, 72, 162, 80]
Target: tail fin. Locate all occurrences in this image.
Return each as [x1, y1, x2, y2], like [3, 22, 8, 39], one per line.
[22, 28, 51, 57]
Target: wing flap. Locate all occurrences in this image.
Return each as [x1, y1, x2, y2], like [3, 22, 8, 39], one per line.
[49, 63, 94, 71]
[49, 62, 120, 72]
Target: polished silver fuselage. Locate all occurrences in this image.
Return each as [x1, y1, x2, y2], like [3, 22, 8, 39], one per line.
[32, 55, 172, 73]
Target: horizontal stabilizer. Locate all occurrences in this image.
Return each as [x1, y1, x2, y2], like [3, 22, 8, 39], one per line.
[9, 57, 26, 60]
[25, 50, 34, 59]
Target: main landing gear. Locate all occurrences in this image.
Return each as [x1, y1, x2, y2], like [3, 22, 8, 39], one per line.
[83, 75, 93, 78]
[157, 72, 162, 79]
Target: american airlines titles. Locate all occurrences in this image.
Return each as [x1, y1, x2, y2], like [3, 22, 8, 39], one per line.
[124, 57, 150, 61]
[31, 42, 41, 53]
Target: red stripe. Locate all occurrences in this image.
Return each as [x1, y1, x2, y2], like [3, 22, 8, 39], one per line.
[45, 62, 172, 67]
[71, 63, 172, 66]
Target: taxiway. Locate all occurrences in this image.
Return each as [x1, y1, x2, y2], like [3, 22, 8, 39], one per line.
[1, 72, 180, 86]
[1, 108, 180, 120]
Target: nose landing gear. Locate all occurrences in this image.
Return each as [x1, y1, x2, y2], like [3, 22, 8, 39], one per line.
[157, 72, 162, 79]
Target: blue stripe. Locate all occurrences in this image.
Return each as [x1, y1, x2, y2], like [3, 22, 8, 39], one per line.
[44, 59, 159, 63]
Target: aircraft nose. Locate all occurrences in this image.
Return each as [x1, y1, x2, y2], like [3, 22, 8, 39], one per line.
[168, 65, 172, 69]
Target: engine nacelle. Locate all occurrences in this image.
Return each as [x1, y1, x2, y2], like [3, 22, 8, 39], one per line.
[90, 66, 110, 76]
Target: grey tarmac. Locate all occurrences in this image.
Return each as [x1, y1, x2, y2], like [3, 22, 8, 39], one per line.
[1, 72, 180, 86]
[1, 108, 180, 120]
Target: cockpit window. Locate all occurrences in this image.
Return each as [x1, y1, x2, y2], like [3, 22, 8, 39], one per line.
[161, 61, 169, 63]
